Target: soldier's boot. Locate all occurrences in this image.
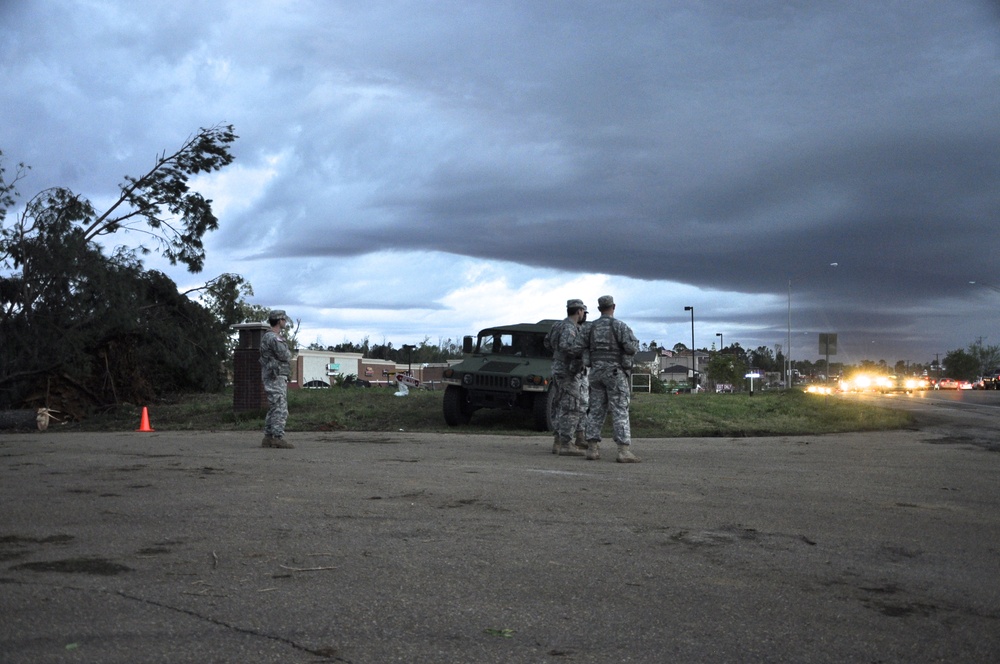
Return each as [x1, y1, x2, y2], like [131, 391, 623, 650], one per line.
[616, 444, 641, 463]
[552, 432, 560, 454]
[269, 436, 295, 449]
[261, 434, 273, 448]
[586, 442, 601, 461]
[574, 429, 588, 449]
[558, 440, 586, 456]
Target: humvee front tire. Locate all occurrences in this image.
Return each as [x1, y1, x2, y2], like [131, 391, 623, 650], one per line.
[443, 385, 473, 426]
[532, 389, 555, 432]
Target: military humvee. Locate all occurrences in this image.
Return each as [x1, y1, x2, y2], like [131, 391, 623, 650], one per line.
[442, 320, 557, 431]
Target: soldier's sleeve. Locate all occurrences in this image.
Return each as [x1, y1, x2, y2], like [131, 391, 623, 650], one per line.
[274, 338, 292, 362]
[619, 321, 640, 356]
[569, 321, 590, 356]
[556, 322, 581, 357]
[259, 334, 275, 375]
[543, 326, 555, 353]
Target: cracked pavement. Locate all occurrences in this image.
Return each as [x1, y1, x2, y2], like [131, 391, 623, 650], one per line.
[2, 405, 1000, 662]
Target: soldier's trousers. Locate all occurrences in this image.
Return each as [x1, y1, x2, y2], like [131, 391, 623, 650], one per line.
[263, 377, 289, 437]
[585, 363, 632, 445]
[553, 371, 587, 443]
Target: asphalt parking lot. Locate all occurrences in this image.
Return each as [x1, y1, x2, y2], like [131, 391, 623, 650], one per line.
[2, 418, 1000, 663]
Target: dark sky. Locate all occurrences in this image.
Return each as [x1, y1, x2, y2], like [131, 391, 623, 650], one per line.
[2, 1, 999, 365]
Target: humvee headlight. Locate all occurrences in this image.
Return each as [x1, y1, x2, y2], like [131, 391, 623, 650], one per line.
[462, 374, 473, 386]
[510, 377, 522, 389]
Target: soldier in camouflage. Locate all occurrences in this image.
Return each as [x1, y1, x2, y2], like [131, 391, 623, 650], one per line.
[576, 295, 641, 462]
[544, 299, 590, 456]
[260, 310, 294, 449]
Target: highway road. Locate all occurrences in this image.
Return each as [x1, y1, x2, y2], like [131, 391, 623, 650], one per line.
[843, 387, 1000, 452]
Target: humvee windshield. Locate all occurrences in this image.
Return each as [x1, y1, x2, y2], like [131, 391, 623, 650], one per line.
[475, 329, 549, 358]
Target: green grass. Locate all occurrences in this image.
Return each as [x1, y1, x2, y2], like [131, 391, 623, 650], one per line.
[67, 387, 913, 437]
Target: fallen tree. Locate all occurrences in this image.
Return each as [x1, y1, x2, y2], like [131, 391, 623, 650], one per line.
[0, 125, 245, 417]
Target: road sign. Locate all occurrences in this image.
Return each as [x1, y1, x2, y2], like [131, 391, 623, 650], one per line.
[396, 373, 421, 388]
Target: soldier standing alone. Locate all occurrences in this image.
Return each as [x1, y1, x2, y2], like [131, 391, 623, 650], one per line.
[576, 295, 641, 462]
[260, 310, 294, 449]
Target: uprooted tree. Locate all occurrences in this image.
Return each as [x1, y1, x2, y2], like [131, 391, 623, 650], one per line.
[0, 124, 253, 418]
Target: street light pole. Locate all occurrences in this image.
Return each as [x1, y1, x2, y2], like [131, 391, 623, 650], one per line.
[684, 306, 695, 392]
[401, 344, 416, 375]
[787, 279, 792, 388]
[716, 332, 723, 353]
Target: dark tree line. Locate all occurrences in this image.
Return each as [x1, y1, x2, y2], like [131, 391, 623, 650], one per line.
[0, 125, 249, 418]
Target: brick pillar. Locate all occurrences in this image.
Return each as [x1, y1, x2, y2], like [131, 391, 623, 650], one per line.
[232, 322, 270, 413]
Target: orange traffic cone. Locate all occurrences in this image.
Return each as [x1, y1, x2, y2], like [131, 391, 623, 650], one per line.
[136, 406, 155, 432]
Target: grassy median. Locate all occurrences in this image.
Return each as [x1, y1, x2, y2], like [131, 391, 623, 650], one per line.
[68, 387, 913, 437]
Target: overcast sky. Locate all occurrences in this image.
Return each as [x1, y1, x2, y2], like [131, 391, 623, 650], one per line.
[3, 1, 999, 367]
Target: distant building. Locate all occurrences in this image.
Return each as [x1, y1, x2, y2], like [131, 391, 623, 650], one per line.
[290, 349, 453, 389]
[633, 350, 661, 375]
[631, 347, 706, 388]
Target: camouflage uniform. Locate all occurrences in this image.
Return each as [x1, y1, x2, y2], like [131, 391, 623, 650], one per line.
[577, 296, 640, 460]
[543, 319, 564, 447]
[260, 313, 292, 442]
[550, 317, 588, 447]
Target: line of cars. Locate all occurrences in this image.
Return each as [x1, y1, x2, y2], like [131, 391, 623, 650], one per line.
[805, 374, 900, 394]
[807, 373, 967, 394]
[819, 372, 999, 394]
[832, 374, 931, 393]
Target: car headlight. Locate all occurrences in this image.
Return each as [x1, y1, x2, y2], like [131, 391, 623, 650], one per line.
[462, 374, 473, 386]
[510, 377, 522, 389]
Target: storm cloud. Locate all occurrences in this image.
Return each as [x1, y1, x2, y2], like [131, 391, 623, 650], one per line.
[2, 0, 998, 364]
